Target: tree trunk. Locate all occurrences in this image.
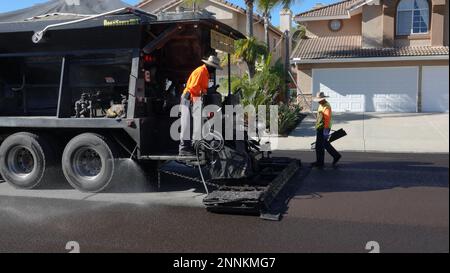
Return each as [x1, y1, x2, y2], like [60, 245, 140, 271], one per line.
[264, 15, 270, 52]
[245, 0, 254, 37]
[247, 62, 255, 80]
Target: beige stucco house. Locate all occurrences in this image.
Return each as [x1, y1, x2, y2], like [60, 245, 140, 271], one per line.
[137, 0, 287, 65]
[292, 0, 449, 113]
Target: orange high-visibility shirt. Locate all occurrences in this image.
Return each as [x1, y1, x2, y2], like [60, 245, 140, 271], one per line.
[322, 107, 332, 129]
[183, 64, 210, 102]
[316, 102, 332, 129]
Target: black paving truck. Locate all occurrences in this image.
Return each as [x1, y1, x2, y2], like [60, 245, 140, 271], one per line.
[0, 8, 300, 218]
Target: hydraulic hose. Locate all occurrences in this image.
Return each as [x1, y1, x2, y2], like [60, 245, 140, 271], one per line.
[195, 121, 225, 195]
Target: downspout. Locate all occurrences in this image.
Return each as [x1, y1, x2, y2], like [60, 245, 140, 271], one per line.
[417, 66, 423, 113]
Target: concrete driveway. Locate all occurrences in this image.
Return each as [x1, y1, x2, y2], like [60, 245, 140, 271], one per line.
[275, 113, 449, 153]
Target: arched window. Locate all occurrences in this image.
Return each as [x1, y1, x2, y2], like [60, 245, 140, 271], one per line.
[396, 0, 430, 35]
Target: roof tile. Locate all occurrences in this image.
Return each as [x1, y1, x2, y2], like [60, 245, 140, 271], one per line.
[295, 0, 360, 18]
[292, 35, 449, 60]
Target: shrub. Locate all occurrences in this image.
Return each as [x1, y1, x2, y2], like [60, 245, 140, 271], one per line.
[219, 52, 303, 136]
[278, 103, 303, 136]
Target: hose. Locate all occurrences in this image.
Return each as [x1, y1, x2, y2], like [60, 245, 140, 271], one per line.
[195, 120, 225, 195]
[11, 75, 26, 92]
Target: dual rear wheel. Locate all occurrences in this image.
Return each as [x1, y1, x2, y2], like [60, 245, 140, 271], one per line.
[62, 133, 117, 193]
[0, 132, 58, 189]
[0, 132, 118, 193]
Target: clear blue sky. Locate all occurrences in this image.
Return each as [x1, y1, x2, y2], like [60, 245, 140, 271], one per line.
[0, 0, 339, 26]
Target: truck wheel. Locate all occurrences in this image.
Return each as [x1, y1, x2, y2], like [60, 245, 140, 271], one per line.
[0, 132, 57, 189]
[62, 133, 118, 193]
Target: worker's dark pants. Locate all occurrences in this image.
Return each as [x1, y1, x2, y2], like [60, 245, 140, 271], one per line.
[179, 95, 202, 152]
[316, 129, 341, 165]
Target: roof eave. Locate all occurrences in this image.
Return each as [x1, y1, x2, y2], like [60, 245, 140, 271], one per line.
[294, 13, 351, 22]
[347, 0, 379, 12]
[294, 0, 374, 23]
[291, 55, 450, 64]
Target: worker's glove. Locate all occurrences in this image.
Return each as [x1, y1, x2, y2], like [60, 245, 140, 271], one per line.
[323, 128, 331, 139]
[207, 85, 220, 94]
[182, 91, 191, 101]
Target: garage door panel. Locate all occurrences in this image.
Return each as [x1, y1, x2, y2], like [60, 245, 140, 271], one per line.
[328, 92, 338, 98]
[339, 102, 349, 110]
[375, 102, 388, 112]
[313, 67, 418, 112]
[351, 102, 362, 110]
[373, 94, 417, 112]
[422, 66, 449, 113]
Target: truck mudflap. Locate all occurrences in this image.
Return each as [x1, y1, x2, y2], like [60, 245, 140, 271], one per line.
[203, 158, 301, 220]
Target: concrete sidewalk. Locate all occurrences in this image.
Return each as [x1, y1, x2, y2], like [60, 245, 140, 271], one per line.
[275, 113, 449, 153]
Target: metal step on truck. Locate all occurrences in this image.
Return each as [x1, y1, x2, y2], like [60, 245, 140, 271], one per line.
[0, 8, 301, 219]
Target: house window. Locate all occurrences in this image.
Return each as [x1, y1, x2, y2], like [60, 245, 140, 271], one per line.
[396, 0, 429, 35]
[329, 19, 342, 32]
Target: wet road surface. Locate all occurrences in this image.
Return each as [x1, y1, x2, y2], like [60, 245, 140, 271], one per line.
[0, 151, 448, 253]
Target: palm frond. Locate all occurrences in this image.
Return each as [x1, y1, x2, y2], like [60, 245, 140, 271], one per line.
[256, 0, 278, 15]
[280, 0, 299, 9]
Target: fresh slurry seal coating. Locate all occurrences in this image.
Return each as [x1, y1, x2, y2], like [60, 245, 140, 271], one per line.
[0, 151, 447, 253]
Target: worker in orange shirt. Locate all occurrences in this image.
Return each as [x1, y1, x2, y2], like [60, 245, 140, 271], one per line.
[311, 92, 342, 168]
[179, 55, 222, 156]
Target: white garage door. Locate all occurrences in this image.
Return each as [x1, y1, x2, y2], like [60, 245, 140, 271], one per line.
[312, 67, 418, 112]
[422, 66, 449, 112]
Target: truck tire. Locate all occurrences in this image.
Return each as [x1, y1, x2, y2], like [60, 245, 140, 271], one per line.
[62, 133, 118, 193]
[0, 132, 58, 189]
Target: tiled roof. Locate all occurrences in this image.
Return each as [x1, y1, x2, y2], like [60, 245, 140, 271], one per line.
[214, 0, 250, 14]
[139, 0, 249, 15]
[295, 0, 360, 18]
[292, 35, 449, 61]
[137, 0, 283, 35]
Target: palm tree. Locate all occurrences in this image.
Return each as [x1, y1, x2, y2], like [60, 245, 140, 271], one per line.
[234, 37, 268, 79]
[276, 0, 299, 102]
[280, 0, 298, 9]
[256, 0, 278, 52]
[244, 0, 254, 37]
[291, 24, 306, 49]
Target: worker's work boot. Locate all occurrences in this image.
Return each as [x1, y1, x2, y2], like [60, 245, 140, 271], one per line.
[179, 149, 195, 157]
[332, 155, 342, 167]
[310, 162, 324, 169]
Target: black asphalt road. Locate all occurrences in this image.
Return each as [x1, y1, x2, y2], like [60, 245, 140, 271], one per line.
[0, 151, 448, 253]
